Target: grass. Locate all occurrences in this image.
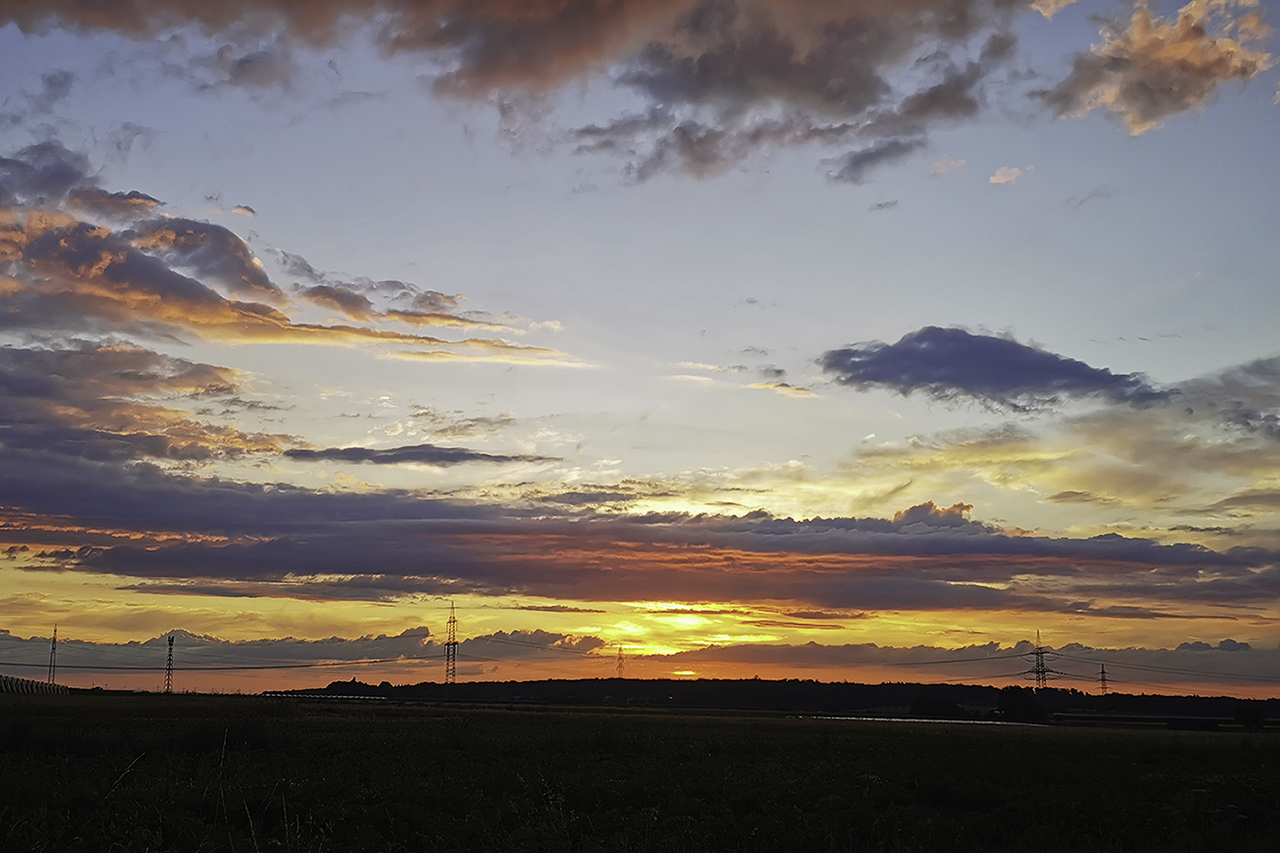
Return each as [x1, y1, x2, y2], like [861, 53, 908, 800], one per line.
[1, 693, 1277, 851]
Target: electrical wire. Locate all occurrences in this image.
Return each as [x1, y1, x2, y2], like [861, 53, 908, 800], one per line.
[0, 657, 428, 672]
[1054, 651, 1280, 684]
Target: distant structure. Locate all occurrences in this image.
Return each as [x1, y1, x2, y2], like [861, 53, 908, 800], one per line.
[1099, 663, 1109, 695]
[47, 624, 57, 685]
[164, 634, 174, 694]
[444, 602, 458, 685]
[1032, 630, 1049, 689]
[1022, 630, 1068, 690]
[615, 646, 625, 678]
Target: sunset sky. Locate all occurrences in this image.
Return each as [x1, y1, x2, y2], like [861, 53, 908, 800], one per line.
[2, 0, 1280, 697]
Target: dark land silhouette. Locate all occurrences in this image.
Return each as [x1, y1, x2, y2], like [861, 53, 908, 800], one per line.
[286, 677, 1279, 728]
[3, 689, 1278, 852]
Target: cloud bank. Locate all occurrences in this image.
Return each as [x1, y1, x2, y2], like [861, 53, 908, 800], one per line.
[4, 1, 1271, 179]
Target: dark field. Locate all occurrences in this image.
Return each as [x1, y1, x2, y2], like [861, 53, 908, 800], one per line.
[1, 694, 1277, 852]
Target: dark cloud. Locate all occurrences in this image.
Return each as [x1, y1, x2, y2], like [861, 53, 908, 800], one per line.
[539, 490, 637, 506]
[827, 137, 927, 183]
[1178, 356, 1280, 441]
[128, 217, 283, 302]
[12, 2, 1263, 182]
[68, 187, 164, 219]
[278, 250, 501, 330]
[820, 326, 1167, 409]
[9, 2, 1276, 172]
[0, 340, 287, 464]
[284, 443, 557, 466]
[1206, 489, 1280, 514]
[891, 500, 976, 529]
[7, 453, 1273, 616]
[296, 283, 377, 319]
[0, 140, 91, 206]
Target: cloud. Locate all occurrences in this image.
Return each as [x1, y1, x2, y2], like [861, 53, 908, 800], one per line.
[0, 2, 1028, 183]
[819, 326, 1167, 409]
[989, 165, 1028, 184]
[1037, 0, 1273, 134]
[930, 155, 967, 176]
[7, 2, 1270, 181]
[0, 140, 91, 206]
[834, 348, 1280, 537]
[67, 187, 164, 219]
[0, 142, 567, 360]
[0, 341, 290, 465]
[281, 251, 512, 331]
[0, 69, 76, 131]
[660, 636, 1280, 690]
[128, 217, 283, 302]
[284, 443, 557, 467]
[410, 407, 516, 440]
[749, 381, 816, 398]
[1031, 0, 1078, 19]
[0, 624, 600, 670]
[7, 455, 1274, 618]
[1178, 356, 1280, 440]
[827, 138, 927, 184]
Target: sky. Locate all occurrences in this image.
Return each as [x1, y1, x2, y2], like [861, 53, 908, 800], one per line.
[2, 0, 1280, 698]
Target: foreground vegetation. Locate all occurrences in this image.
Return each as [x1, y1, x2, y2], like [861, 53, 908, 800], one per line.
[1, 693, 1277, 852]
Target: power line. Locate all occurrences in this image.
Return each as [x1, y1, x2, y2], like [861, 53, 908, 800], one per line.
[0, 657, 424, 672]
[891, 652, 1029, 667]
[1054, 651, 1280, 684]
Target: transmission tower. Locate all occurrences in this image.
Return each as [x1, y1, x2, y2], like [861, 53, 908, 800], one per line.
[163, 634, 174, 694]
[1032, 630, 1049, 689]
[47, 624, 57, 685]
[615, 646, 625, 678]
[1029, 627, 1049, 686]
[1099, 663, 1108, 695]
[444, 601, 458, 684]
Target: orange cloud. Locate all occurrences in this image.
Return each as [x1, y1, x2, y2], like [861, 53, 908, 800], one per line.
[1039, 0, 1273, 134]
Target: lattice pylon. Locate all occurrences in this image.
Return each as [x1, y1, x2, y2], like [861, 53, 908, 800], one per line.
[164, 634, 174, 694]
[444, 602, 458, 684]
[47, 625, 57, 685]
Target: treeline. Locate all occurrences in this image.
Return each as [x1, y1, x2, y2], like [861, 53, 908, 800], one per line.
[284, 677, 1278, 724]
